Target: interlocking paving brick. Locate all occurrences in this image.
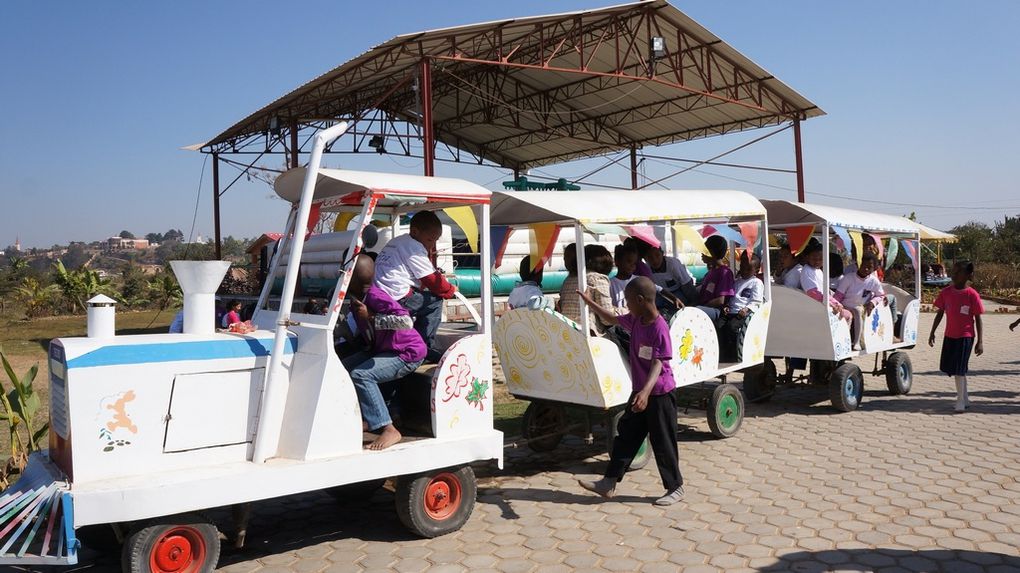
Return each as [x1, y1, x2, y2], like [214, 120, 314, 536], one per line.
[60, 314, 1020, 573]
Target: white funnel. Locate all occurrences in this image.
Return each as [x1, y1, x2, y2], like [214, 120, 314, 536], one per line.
[170, 260, 231, 335]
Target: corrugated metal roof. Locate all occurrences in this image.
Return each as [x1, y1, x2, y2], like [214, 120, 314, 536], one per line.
[202, 0, 822, 170]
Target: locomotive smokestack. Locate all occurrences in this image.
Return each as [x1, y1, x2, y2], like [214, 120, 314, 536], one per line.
[170, 261, 231, 335]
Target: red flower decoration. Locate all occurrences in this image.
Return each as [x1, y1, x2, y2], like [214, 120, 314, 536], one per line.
[442, 353, 472, 403]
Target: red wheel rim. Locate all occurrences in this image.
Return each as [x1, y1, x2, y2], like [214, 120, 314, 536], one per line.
[423, 472, 462, 521]
[149, 526, 206, 573]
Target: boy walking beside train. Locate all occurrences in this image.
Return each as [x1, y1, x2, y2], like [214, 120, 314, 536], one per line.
[575, 277, 685, 506]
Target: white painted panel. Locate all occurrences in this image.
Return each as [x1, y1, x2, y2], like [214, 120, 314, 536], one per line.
[164, 369, 264, 453]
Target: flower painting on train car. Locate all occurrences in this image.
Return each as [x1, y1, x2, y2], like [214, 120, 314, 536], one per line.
[442, 353, 472, 402]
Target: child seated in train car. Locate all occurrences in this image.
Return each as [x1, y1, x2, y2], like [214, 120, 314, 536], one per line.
[584, 244, 625, 336]
[508, 255, 552, 310]
[373, 210, 457, 360]
[695, 236, 736, 323]
[343, 254, 428, 450]
[610, 244, 639, 308]
[800, 243, 852, 324]
[833, 253, 887, 347]
[624, 237, 655, 278]
[719, 253, 764, 363]
[557, 243, 579, 320]
[775, 244, 803, 288]
[644, 243, 698, 310]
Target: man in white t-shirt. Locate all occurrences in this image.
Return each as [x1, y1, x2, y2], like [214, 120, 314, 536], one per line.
[644, 245, 697, 316]
[373, 211, 456, 355]
[719, 253, 765, 362]
[834, 253, 887, 345]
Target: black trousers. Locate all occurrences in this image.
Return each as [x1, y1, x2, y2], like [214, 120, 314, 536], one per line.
[605, 392, 683, 491]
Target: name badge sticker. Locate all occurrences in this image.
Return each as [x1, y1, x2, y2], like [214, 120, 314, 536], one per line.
[960, 305, 970, 315]
[638, 345, 653, 360]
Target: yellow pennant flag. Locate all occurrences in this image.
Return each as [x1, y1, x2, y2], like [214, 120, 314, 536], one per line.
[673, 223, 710, 256]
[849, 230, 864, 266]
[333, 212, 357, 232]
[442, 206, 479, 253]
[529, 223, 560, 271]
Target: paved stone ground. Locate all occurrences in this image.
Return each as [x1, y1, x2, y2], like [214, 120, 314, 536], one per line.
[28, 314, 1020, 573]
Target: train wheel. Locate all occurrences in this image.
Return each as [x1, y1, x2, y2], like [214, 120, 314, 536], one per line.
[743, 359, 777, 403]
[395, 465, 476, 538]
[607, 409, 651, 471]
[829, 363, 864, 412]
[885, 352, 913, 395]
[707, 384, 744, 438]
[122, 514, 219, 573]
[522, 401, 567, 452]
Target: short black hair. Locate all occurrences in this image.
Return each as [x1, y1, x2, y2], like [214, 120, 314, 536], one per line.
[518, 255, 538, 283]
[705, 235, 728, 260]
[625, 276, 657, 298]
[860, 253, 879, 266]
[614, 243, 638, 263]
[409, 210, 442, 232]
[584, 244, 614, 275]
[953, 260, 975, 275]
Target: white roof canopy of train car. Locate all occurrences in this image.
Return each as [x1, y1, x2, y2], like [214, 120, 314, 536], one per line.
[491, 190, 766, 226]
[275, 167, 491, 211]
[762, 200, 920, 235]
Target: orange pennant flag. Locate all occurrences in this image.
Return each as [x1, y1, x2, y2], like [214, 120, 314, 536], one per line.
[786, 225, 815, 256]
[529, 223, 561, 271]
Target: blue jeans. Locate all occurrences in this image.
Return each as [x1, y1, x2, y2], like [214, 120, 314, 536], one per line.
[697, 306, 722, 323]
[344, 351, 423, 432]
[399, 290, 444, 349]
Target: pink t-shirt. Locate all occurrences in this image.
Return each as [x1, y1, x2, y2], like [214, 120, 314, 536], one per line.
[934, 286, 983, 338]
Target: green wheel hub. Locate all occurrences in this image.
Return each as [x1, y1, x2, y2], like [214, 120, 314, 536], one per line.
[716, 394, 740, 431]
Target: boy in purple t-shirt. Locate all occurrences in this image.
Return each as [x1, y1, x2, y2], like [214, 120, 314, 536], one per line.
[576, 276, 685, 506]
[696, 235, 736, 323]
[344, 254, 428, 450]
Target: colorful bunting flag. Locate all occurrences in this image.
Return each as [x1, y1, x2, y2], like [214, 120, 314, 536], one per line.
[901, 239, 919, 270]
[625, 225, 661, 248]
[831, 225, 852, 254]
[334, 211, 356, 232]
[869, 233, 885, 259]
[442, 206, 479, 253]
[673, 223, 710, 256]
[529, 223, 561, 271]
[786, 225, 815, 256]
[849, 231, 864, 266]
[738, 222, 760, 252]
[707, 224, 747, 246]
[583, 222, 628, 236]
[491, 226, 512, 268]
[885, 236, 899, 270]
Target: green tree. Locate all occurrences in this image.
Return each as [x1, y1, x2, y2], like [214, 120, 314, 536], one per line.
[947, 222, 994, 263]
[52, 261, 113, 313]
[145, 232, 164, 244]
[60, 243, 91, 270]
[119, 230, 136, 239]
[120, 263, 150, 308]
[15, 277, 58, 318]
[149, 269, 182, 310]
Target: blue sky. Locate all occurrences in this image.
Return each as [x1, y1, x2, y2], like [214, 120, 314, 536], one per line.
[2, 1, 1018, 248]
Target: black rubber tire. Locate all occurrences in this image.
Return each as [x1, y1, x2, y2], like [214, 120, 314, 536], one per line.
[707, 384, 744, 439]
[395, 465, 476, 538]
[607, 410, 651, 471]
[743, 359, 777, 403]
[885, 352, 913, 396]
[327, 478, 388, 503]
[521, 401, 567, 452]
[829, 363, 864, 412]
[122, 513, 220, 573]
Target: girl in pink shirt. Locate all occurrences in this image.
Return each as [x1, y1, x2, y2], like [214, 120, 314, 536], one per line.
[928, 261, 984, 412]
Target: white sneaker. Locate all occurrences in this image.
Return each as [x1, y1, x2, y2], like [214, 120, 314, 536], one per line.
[578, 478, 616, 499]
[654, 486, 685, 506]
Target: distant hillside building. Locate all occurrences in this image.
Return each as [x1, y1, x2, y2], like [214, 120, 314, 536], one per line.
[106, 237, 150, 251]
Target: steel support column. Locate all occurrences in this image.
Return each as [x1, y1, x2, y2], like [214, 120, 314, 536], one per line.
[420, 59, 435, 176]
[630, 145, 639, 189]
[793, 118, 805, 202]
[212, 153, 222, 260]
[290, 120, 299, 168]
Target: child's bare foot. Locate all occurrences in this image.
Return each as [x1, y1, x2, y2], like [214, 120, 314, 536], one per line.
[368, 425, 402, 450]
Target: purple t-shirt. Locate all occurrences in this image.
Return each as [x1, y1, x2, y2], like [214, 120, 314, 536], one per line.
[634, 260, 653, 278]
[355, 286, 427, 364]
[699, 265, 736, 305]
[617, 313, 676, 396]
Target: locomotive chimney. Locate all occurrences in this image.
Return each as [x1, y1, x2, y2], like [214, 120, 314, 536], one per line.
[170, 260, 231, 335]
[86, 294, 117, 338]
